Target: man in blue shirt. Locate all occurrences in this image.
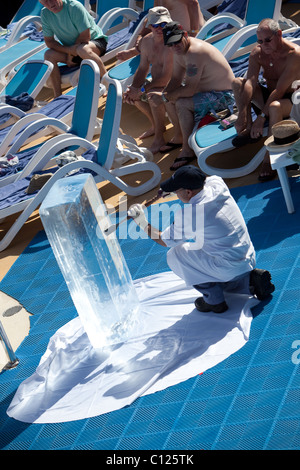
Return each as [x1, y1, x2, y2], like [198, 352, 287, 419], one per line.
[39, 0, 108, 96]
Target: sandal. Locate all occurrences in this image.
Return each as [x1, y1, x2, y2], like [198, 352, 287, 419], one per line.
[258, 161, 277, 182]
[159, 142, 182, 153]
[170, 155, 196, 171]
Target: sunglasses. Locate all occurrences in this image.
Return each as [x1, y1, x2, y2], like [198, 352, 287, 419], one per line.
[257, 35, 275, 45]
[167, 38, 183, 47]
[151, 22, 168, 29]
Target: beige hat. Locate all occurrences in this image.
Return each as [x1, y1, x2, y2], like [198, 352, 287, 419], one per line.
[146, 6, 172, 27]
[265, 119, 300, 152]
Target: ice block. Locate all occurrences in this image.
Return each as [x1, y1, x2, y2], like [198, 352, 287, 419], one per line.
[39, 174, 140, 349]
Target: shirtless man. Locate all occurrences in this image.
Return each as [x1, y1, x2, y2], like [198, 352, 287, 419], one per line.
[116, 0, 205, 61]
[148, 22, 235, 169]
[123, 7, 174, 154]
[232, 19, 300, 181]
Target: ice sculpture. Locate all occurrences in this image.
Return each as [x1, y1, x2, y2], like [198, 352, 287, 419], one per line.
[39, 174, 140, 349]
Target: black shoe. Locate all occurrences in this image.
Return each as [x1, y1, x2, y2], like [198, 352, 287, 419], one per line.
[250, 269, 275, 300]
[194, 297, 228, 314]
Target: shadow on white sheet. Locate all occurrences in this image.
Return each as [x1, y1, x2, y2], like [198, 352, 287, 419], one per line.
[7, 271, 259, 423]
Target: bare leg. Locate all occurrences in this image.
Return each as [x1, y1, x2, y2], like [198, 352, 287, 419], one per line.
[159, 101, 183, 152]
[166, 97, 195, 170]
[134, 100, 155, 139]
[77, 42, 107, 78]
[147, 100, 168, 154]
[44, 48, 68, 98]
[232, 77, 253, 135]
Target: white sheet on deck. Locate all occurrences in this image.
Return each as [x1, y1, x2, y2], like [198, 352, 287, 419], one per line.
[7, 271, 258, 423]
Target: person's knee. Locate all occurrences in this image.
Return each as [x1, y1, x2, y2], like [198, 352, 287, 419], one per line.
[44, 48, 55, 61]
[232, 76, 243, 94]
[44, 48, 63, 64]
[77, 42, 100, 59]
[175, 97, 193, 117]
[268, 100, 282, 119]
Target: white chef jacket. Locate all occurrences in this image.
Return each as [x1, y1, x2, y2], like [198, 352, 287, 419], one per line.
[161, 176, 256, 286]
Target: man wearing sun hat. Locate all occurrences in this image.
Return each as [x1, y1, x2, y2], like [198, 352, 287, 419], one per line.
[128, 166, 275, 313]
[147, 21, 235, 170]
[116, 0, 205, 62]
[123, 6, 174, 153]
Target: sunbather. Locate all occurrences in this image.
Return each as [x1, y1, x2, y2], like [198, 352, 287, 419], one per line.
[231, 18, 300, 182]
[39, 0, 108, 97]
[122, 7, 174, 154]
[148, 22, 235, 170]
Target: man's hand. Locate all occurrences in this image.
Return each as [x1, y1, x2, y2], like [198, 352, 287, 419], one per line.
[250, 115, 265, 139]
[123, 86, 142, 105]
[147, 91, 164, 107]
[67, 54, 77, 67]
[128, 204, 149, 230]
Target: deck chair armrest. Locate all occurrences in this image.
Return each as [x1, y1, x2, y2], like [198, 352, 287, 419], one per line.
[7, 118, 70, 157]
[99, 8, 139, 35]
[15, 134, 96, 180]
[0, 112, 49, 156]
[0, 104, 26, 120]
[6, 15, 42, 48]
[96, 7, 121, 26]
[197, 13, 245, 40]
[222, 24, 259, 60]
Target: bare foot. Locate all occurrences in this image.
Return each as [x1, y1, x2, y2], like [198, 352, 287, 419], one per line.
[138, 128, 155, 139]
[149, 139, 167, 154]
[159, 140, 182, 153]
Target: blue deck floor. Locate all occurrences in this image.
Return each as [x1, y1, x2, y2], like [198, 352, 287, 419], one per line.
[0, 177, 300, 450]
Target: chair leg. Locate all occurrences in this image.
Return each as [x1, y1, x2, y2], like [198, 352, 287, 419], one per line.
[276, 167, 295, 214]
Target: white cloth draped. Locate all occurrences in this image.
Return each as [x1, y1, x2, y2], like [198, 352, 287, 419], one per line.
[7, 271, 258, 423]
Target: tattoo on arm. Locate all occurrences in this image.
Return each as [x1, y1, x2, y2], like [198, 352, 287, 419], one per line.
[186, 63, 198, 77]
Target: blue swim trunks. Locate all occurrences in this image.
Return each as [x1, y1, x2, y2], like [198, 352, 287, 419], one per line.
[193, 90, 235, 122]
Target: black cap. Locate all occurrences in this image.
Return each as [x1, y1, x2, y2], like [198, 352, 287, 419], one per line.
[163, 21, 184, 46]
[160, 165, 206, 192]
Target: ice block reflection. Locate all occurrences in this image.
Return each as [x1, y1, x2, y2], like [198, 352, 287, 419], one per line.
[39, 174, 139, 349]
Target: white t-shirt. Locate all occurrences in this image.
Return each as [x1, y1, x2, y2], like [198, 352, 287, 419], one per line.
[161, 176, 256, 286]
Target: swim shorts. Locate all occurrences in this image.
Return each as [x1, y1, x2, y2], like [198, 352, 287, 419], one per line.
[259, 83, 293, 102]
[193, 90, 235, 122]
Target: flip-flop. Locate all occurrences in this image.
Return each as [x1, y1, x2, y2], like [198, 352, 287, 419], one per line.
[170, 155, 196, 171]
[159, 142, 182, 153]
[258, 160, 277, 182]
[258, 170, 277, 182]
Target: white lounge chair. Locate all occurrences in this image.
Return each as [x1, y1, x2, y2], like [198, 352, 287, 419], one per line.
[0, 79, 161, 251]
[0, 59, 101, 188]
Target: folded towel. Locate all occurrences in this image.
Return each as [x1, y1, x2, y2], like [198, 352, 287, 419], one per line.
[5, 92, 34, 112]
